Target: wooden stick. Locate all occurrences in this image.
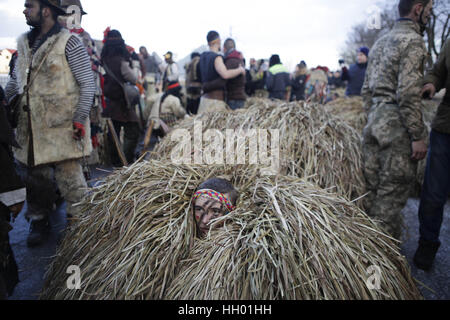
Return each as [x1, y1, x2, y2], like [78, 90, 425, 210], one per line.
[106, 119, 128, 167]
[141, 120, 155, 157]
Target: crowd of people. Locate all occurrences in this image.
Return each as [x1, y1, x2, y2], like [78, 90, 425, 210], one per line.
[0, 0, 448, 299]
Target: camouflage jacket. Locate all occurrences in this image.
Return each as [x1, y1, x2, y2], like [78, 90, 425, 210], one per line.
[362, 19, 428, 141]
[424, 38, 450, 134]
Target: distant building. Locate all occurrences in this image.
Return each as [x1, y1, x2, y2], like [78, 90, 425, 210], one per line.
[0, 49, 16, 74]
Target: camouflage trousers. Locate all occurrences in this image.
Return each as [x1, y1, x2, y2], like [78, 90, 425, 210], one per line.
[362, 104, 417, 240]
[18, 160, 88, 221]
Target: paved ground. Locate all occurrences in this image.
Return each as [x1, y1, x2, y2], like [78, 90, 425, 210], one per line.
[401, 199, 449, 299]
[7, 168, 450, 300]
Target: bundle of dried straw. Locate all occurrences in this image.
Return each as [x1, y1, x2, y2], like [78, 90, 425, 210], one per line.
[153, 99, 366, 204]
[40, 161, 421, 300]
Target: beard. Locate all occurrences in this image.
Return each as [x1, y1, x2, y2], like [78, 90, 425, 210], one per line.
[26, 10, 42, 28]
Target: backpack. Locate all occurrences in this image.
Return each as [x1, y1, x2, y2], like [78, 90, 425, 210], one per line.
[186, 57, 201, 86]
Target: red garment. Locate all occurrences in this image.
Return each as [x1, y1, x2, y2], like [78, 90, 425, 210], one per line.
[69, 28, 85, 35]
[103, 27, 111, 43]
[100, 75, 107, 109]
[91, 135, 100, 149]
[73, 122, 86, 138]
[224, 50, 246, 101]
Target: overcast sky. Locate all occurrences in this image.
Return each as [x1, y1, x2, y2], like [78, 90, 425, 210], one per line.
[0, 0, 388, 70]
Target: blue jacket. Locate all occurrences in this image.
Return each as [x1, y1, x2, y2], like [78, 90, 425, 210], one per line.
[342, 63, 367, 96]
[266, 64, 290, 100]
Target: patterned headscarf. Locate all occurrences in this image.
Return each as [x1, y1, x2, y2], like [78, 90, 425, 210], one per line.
[192, 189, 235, 213]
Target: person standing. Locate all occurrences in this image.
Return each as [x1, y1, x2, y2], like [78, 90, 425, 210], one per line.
[414, 38, 450, 271]
[60, 0, 104, 154]
[185, 52, 202, 115]
[198, 31, 245, 114]
[251, 59, 268, 98]
[223, 38, 247, 110]
[266, 54, 291, 101]
[4, 0, 95, 247]
[139, 46, 162, 96]
[162, 51, 182, 101]
[341, 47, 370, 97]
[361, 0, 433, 240]
[290, 61, 308, 101]
[101, 30, 139, 167]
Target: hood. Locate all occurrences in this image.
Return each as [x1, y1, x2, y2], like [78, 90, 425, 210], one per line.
[225, 49, 243, 60]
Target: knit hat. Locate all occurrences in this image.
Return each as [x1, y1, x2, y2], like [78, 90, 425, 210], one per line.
[269, 55, 281, 67]
[359, 46, 370, 57]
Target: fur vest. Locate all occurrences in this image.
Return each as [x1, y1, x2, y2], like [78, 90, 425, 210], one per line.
[14, 29, 91, 166]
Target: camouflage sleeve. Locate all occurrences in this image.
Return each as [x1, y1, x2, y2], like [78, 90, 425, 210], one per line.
[397, 38, 427, 141]
[423, 38, 449, 91]
[361, 70, 371, 113]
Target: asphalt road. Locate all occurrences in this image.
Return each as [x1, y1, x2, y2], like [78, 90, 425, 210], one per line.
[7, 167, 450, 300]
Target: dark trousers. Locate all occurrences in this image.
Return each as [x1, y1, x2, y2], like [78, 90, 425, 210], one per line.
[0, 203, 19, 299]
[186, 97, 200, 115]
[227, 100, 246, 111]
[108, 120, 140, 166]
[418, 130, 450, 244]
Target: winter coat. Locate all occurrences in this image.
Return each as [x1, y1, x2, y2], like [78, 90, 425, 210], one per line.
[291, 73, 307, 101]
[224, 49, 247, 101]
[424, 38, 450, 134]
[185, 57, 202, 98]
[102, 55, 139, 123]
[342, 62, 367, 96]
[266, 64, 291, 100]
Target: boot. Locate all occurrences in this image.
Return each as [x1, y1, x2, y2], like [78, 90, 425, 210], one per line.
[413, 239, 441, 271]
[27, 219, 50, 248]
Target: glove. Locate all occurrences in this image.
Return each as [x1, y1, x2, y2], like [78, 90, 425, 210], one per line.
[91, 135, 100, 149]
[73, 122, 86, 140]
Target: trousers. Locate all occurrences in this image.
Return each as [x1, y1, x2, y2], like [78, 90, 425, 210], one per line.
[418, 130, 450, 244]
[362, 103, 417, 239]
[18, 160, 87, 221]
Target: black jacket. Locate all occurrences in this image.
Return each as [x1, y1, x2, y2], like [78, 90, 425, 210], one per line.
[290, 74, 307, 101]
[0, 101, 23, 196]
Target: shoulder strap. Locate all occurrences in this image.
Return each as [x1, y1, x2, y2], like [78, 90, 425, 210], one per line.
[102, 61, 125, 89]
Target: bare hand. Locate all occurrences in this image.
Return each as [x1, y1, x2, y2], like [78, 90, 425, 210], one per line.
[412, 140, 428, 161]
[421, 83, 436, 99]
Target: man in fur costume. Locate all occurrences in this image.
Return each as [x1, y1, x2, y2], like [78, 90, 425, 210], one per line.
[4, 0, 96, 247]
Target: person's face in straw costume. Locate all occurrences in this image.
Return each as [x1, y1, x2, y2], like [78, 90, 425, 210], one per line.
[192, 178, 238, 238]
[194, 195, 231, 237]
